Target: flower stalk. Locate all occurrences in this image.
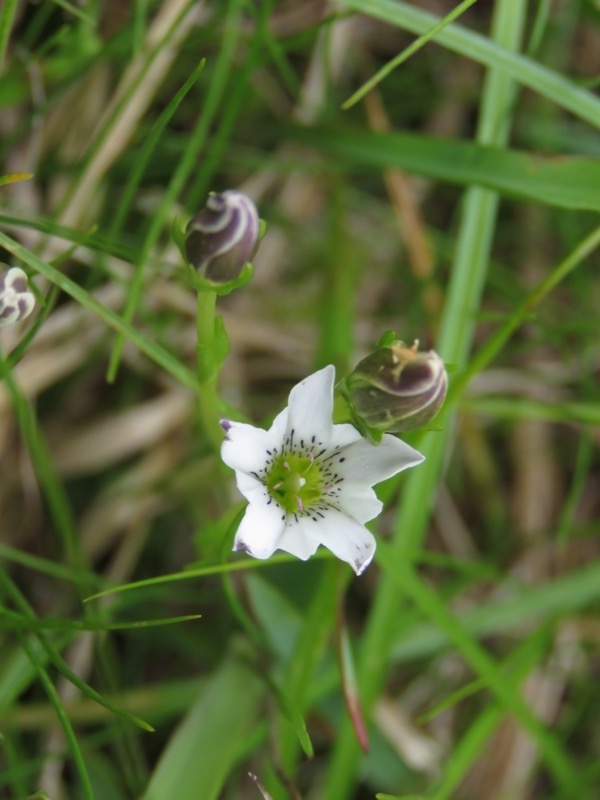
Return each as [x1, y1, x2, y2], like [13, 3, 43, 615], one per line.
[180, 190, 262, 451]
[195, 290, 225, 451]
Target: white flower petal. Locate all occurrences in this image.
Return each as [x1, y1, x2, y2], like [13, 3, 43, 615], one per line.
[338, 487, 383, 524]
[266, 406, 288, 443]
[330, 422, 363, 449]
[338, 434, 424, 487]
[233, 497, 286, 559]
[221, 407, 289, 475]
[285, 365, 335, 445]
[277, 519, 321, 561]
[233, 471, 268, 503]
[290, 509, 376, 575]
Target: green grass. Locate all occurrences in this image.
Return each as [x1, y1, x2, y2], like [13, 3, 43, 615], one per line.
[1, 2, 599, 799]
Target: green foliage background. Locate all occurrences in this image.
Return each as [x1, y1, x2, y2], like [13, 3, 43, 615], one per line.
[0, 1, 599, 799]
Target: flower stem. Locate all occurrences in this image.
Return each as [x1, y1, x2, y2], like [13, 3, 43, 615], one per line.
[196, 290, 224, 451]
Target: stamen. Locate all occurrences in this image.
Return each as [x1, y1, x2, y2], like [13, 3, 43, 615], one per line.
[296, 496, 303, 511]
[283, 461, 290, 469]
[272, 482, 282, 490]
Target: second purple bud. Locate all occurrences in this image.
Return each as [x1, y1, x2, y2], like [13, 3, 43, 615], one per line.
[184, 190, 260, 282]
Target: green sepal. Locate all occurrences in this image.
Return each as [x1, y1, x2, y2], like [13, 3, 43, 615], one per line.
[375, 329, 397, 348]
[188, 262, 255, 296]
[336, 378, 384, 445]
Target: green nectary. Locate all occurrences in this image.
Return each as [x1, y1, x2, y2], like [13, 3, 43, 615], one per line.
[265, 451, 325, 514]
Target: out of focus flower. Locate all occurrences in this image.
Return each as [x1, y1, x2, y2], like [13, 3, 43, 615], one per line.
[0, 266, 35, 327]
[345, 340, 448, 434]
[184, 190, 260, 282]
[220, 366, 424, 575]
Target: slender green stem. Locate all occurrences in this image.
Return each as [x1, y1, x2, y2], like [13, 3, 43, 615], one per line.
[196, 291, 224, 451]
[342, 0, 481, 110]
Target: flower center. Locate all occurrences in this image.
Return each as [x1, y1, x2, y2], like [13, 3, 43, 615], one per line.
[266, 451, 324, 514]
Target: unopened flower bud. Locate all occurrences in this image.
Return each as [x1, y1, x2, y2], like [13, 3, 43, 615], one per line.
[184, 190, 260, 282]
[346, 340, 447, 433]
[0, 265, 35, 327]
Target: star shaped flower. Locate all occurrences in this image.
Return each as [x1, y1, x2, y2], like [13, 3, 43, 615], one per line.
[221, 366, 424, 575]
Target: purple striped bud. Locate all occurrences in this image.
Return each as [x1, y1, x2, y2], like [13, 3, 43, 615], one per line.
[346, 340, 447, 433]
[0, 266, 35, 328]
[184, 190, 260, 282]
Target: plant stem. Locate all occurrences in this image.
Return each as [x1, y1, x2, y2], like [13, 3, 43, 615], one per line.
[196, 290, 224, 452]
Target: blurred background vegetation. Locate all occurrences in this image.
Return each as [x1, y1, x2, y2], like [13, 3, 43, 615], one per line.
[0, 1, 599, 799]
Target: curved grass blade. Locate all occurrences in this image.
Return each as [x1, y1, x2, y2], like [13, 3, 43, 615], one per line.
[140, 653, 264, 800]
[381, 553, 582, 794]
[106, 57, 206, 381]
[8, 627, 94, 800]
[291, 127, 600, 211]
[0, 231, 198, 391]
[338, 0, 600, 129]
[84, 550, 332, 603]
[0, 544, 100, 586]
[0, 608, 201, 633]
[0, 569, 155, 733]
[342, 0, 480, 109]
[0, 0, 19, 67]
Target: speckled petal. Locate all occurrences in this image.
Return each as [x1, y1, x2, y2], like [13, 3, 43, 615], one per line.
[289, 508, 376, 575]
[285, 365, 335, 446]
[233, 496, 286, 560]
[221, 409, 288, 478]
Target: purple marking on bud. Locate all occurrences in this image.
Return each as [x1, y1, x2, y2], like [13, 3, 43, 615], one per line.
[0, 266, 35, 328]
[184, 190, 260, 282]
[346, 341, 448, 433]
[220, 419, 232, 432]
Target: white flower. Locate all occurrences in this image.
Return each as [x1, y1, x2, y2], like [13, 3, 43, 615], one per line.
[0, 266, 35, 328]
[221, 365, 424, 575]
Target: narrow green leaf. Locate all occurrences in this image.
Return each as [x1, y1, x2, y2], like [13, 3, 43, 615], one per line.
[8, 628, 94, 800]
[342, 0, 480, 109]
[338, 0, 600, 129]
[0, 544, 100, 585]
[0, 0, 19, 67]
[0, 608, 201, 633]
[84, 550, 332, 603]
[291, 127, 600, 211]
[0, 570, 155, 733]
[390, 558, 600, 663]
[381, 550, 581, 793]
[140, 653, 264, 800]
[0, 232, 198, 391]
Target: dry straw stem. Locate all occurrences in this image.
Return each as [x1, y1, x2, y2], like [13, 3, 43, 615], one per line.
[57, 0, 204, 230]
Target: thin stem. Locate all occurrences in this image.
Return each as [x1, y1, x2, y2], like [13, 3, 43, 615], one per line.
[196, 291, 224, 452]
